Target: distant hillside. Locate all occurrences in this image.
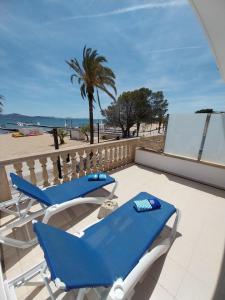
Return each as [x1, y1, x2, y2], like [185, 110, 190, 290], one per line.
[0, 113, 102, 120]
[0, 113, 58, 119]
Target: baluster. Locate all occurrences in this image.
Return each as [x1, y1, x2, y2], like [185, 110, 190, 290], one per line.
[114, 146, 118, 168]
[85, 149, 91, 175]
[126, 144, 130, 163]
[0, 165, 12, 201]
[26, 160, 37, 184]
[92, 149, 97, 173]
[50, 155, 60, 185]
[97, 147, 103, 171]
[108, 146, 113, 170]
[131, 141, 136, 161]
[118, 143, 122, 167]
[103, 147, 109, 171]
[128, 144, 132, 163]
[70, 152, 78, 179]
[61, 153, 69, 182]
[13, 162, 23, 177]
[121, 144, 126, 165]
[124, 143, 128, 164]
[120, 144, 123, 166]
[78, 150, 85, 177]
[39, 157, 50, 187]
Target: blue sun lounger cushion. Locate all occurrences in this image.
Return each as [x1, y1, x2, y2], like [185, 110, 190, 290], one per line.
[33, 192, 176, 290]
[10, 172, 114, 206]
[88, 173, 107, 181]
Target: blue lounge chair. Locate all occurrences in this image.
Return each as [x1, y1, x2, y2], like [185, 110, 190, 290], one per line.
[28, 192, 180, 300]
[0, 173, 117, 249]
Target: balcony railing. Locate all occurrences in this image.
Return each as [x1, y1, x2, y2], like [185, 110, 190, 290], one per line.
[0, 138, 140, 201]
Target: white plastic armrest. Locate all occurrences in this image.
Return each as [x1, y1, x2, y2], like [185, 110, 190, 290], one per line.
[42, 197, 105, 224]
[0, 234, 37, 249]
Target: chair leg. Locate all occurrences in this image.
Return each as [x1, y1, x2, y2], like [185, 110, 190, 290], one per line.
[0, 193, 25, 217]
[107, 181, 118, 200]
[77, 288, 87, 300]
[40, 273, 55, 300]
[3, 261, 47, 299]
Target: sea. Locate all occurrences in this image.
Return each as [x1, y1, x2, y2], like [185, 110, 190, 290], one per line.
[0, 114, 100, 134]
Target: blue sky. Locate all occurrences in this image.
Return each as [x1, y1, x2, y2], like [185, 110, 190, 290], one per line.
[0, 0, 225, 118]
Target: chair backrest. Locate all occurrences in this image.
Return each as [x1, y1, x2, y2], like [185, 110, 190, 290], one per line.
[33, 192, 177, 289]
[10, 173, 50, 206]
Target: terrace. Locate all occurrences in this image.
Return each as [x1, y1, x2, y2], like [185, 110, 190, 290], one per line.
[1, 164, 225, 300]
[0, 112, 225, 300]
[1, 0, 225, 298]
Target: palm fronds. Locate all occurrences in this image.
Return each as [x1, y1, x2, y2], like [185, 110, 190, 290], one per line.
[66, 46, 116, 143]
[66, 46, 116, 103]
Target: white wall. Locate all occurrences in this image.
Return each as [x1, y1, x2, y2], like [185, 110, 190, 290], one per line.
[70, 129, 85, 140]
[135, 149, 225, 189]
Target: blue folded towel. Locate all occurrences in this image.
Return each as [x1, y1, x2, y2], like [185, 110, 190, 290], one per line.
[134, 199, 152, 212]
[98, 173, 107, 181]
[88, 173, 99, 181]
[134, 198, 161, 212]
[88, 173, 107, 181]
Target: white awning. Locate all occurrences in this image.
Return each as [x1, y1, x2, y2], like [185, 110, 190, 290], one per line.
[189, 0, 225, 83]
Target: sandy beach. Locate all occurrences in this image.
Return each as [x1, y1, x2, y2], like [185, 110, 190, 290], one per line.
[0, 124, 160, 161]
[0, 133, 90, 161]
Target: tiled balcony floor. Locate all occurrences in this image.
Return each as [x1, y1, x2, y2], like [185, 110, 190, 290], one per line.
[1, 164, 225, 300]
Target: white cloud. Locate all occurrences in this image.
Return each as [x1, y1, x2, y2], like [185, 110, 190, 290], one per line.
[43, 0, 187, 26]
[147, 45, 203, 54]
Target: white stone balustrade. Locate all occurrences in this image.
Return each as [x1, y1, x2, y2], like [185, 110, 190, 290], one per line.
[0, 138, 139, 201]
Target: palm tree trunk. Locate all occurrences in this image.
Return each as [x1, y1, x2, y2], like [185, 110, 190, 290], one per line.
[123, 129, 127, 138]
[136, 122, 140, 137]
[120, 124, 126, 138]
[88, 93, 94, 144]
[85, 132, 89, 142]
[158, 118, 162, 133]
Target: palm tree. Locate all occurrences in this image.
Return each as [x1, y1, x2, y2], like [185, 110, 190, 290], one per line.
[57, 128, 67, 144]
[66, 46, 117, 144]
[80, 124, 90, 142]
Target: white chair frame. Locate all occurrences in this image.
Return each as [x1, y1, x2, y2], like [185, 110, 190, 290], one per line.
[1, 208, 180, 300]
[0, 180, 118, 249]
